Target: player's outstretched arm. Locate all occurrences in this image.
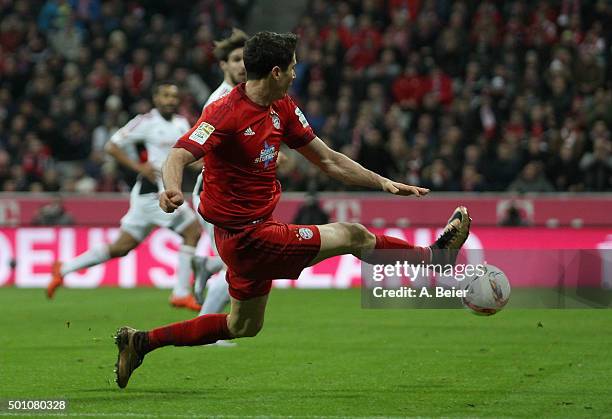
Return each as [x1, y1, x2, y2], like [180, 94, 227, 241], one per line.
[160, 148, 196, 213]
[297, 137, 429, 197]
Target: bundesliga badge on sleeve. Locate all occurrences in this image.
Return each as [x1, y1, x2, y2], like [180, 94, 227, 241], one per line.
[271, 112, 280, 129]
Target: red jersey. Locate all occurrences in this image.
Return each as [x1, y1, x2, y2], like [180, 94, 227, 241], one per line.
[175, 83, 315, 229]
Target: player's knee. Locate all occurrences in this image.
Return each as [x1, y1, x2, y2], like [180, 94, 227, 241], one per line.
[345, 223, 375, 250]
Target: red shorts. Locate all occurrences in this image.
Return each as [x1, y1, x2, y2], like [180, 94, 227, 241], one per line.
[214, 218, 321, 300]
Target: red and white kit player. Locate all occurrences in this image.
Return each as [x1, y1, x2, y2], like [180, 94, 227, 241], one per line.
[113, 32, 471, 388]
[48, 82, 203, 311]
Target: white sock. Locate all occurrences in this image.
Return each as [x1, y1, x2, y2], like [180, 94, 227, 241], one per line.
[205, 256, 225, 273]
[173, 245, 195, 297]
[199, 271, 230, 315]
[61, 245, 111, 276]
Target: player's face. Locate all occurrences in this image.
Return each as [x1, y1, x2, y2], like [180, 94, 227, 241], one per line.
[222, 48, 246, 86]
[153, 84, 180, 117]
[278, 54, 297, 95]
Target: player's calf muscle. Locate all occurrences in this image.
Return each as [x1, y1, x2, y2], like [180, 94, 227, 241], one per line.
[227, 308, 264, 337]
[181, 222, 202, 245]
[227, 317, 263, 337]
[227, 296, 267, 337]
[108, 233, 139, 257]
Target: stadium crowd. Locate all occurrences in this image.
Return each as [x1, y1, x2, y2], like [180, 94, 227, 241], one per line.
[0, 0, 610, 194]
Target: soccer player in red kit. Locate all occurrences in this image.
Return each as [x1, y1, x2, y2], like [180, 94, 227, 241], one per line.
[114, 32, 471, 388]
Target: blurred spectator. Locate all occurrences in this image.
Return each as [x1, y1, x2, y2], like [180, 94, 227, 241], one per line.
[0, 0, 610, 194]
[72, 166, 97, 193]
[292, 192, 330, 225]
[49, 15, 83, 60]
[508, 161, 555, 193]
[499, 202, 530, 227]
[421, 158, 455, 191]
[580, 137, 612, 191]
[41, 168, 61, 192]
[356, 128, 395, 179]
[486, 143, 522, 191]
[32, 196, 74, 225]
[92, 114, 120, 156]
[547, 144, 582, 191]
[461, 164, 486, 192]
[96, 163, 122, 192]
[392, 64, 426, 110]
[0, 150, 11, 187]
[575, 49, 605, 95]
[21, 134, 51, 184]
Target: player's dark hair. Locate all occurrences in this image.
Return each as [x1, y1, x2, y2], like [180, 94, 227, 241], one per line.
[244, 31, 298, 80]
[214, 28, 248, 61]
[152, 80, 177, 96]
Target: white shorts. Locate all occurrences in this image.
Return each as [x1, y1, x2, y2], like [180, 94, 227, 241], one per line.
[120, 181, 197, 241]
[192, 173, 218, 254]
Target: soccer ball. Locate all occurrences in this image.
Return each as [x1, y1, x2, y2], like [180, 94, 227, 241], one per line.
[462, 264, 511, 316]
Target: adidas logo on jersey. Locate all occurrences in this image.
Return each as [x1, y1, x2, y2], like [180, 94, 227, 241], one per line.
[243, 127, 256, 136]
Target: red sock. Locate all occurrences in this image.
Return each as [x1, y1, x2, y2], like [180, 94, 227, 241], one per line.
[361, 235, 431, 265]
[147, 314, 232, 351]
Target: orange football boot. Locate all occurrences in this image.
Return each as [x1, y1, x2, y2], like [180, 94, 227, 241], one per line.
[169, 294, 202, 311]
[46, 261, 64, 299]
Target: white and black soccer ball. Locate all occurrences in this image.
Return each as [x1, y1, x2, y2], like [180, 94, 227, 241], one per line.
[462, 264, 511, 316]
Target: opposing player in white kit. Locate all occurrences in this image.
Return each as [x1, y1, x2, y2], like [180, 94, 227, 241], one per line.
[190, 30, 249, 333]
[47, 81, 204, 311]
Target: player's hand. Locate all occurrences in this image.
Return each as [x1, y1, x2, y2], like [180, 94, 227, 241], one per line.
[381, 180, 430, 197]
[138, 163, 158, 183]
[159, 189, 184, 213]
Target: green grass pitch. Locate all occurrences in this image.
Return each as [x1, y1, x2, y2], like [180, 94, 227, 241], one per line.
[1, 288, 611, 418]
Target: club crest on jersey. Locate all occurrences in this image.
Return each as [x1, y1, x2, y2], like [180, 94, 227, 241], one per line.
[254, 141, 277, 168]
[189, 122, 215, 144]
[298, 227, 314, 240]
[271, 112, 281, 129]
[294, 107, 310, 128]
